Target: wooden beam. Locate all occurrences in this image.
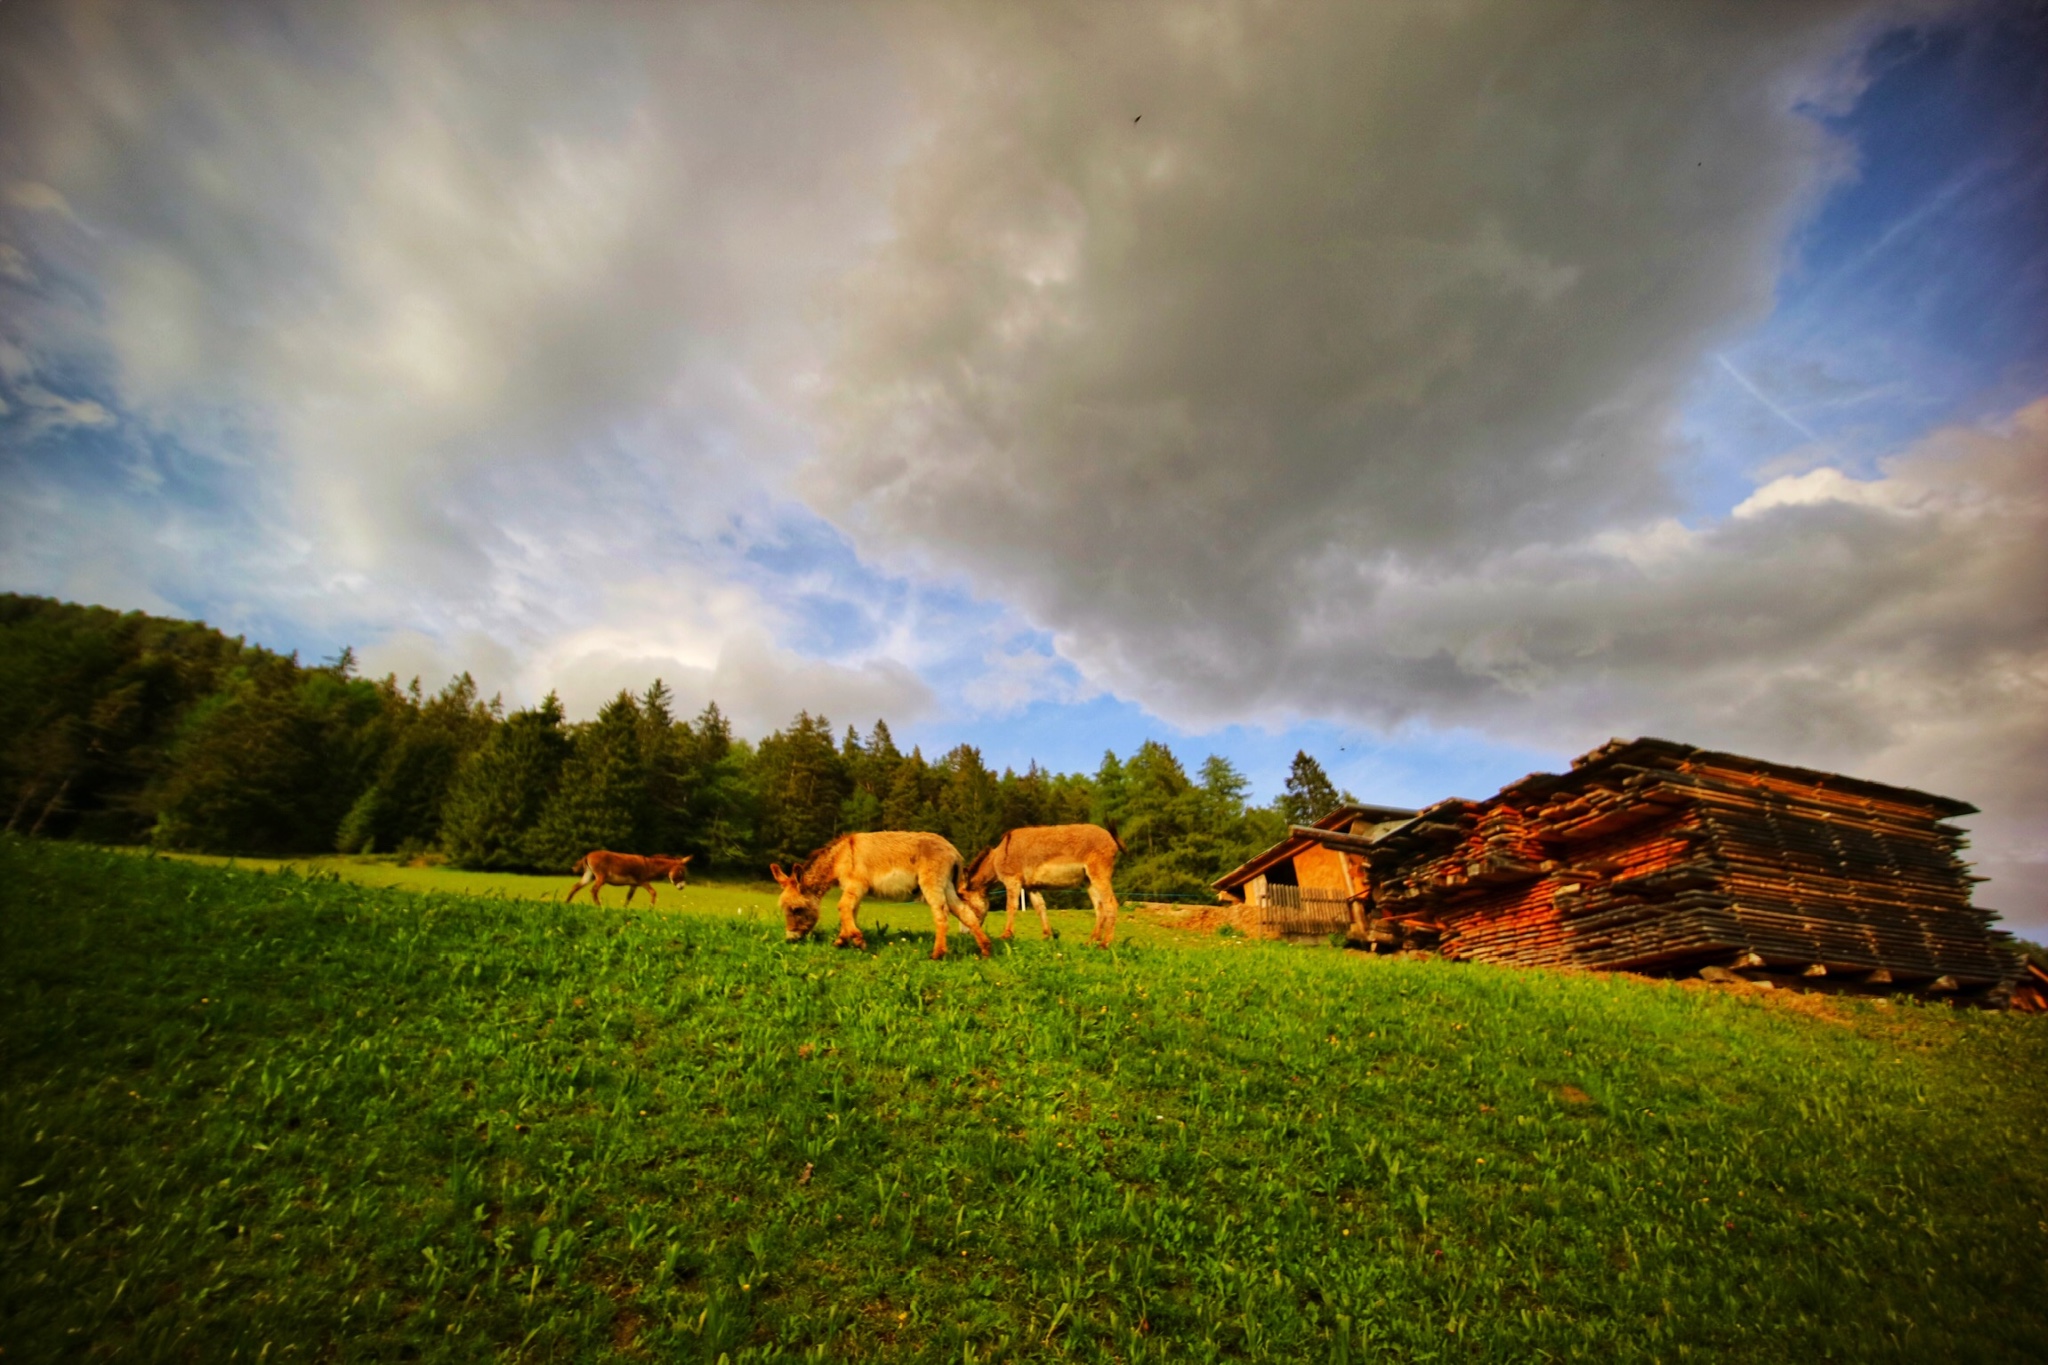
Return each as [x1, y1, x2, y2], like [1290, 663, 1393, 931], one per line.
[1287, 825, 1381, 854]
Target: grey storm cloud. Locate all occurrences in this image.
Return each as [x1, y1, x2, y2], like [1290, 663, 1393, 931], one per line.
[817, 0, 1913, 669]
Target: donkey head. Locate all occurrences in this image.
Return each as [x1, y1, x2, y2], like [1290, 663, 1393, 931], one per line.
[667, 855, 693, 889]
[770, 862, 821, 942]
[957, 849, 994, 921]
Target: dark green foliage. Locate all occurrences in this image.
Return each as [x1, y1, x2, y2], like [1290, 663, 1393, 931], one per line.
[4, 839, 2045, 1361]
[151, 656, 388, 855]
[440, 695, 572, 870]
[523, 693, 651, 871]
[934, 743, 1002, 858]
[753, 711, 849, 864]
[1093, 744, 1281, 896]
[837, 721, 901, 834]
[4, 597, 1363, 892]
[0, 594, 251, 842]
[336, 675, 498, 854]
[674, 704, 757, 869]
[882, 746, 942, 832]
[1279, 749, 1344, 827]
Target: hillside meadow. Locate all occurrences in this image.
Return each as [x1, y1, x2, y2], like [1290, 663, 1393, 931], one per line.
[2, 839, 2043, 1361]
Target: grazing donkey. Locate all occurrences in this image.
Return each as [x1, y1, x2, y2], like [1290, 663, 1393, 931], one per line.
[566, 851, 691, 906]
[959, 822, 1125, 947]
[771, 831, 992, 960]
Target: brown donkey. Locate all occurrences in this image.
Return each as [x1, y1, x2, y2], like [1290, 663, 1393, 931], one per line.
[960, 823, 1125, 947]
[771, 831, 992, 960]
[566, 851, 692, 906]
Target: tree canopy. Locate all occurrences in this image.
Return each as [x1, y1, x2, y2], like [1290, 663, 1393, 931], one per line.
[0, 594, 1355, 892]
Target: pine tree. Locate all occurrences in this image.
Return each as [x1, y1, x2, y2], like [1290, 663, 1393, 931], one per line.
[336, 673, 496, 853]
[673, 701, 755, 869]
[1091, 750, 1129, 830]
[998, 761, 1051, 832]
[523, 692, 648, 870]
[882, 747, 939, 831]
[1121, 740, 1195, 859]
[1280, 750, 1342, 826]
[935, 743, 1002, 857]
[440, 694, 571, 870]
[637, 680, 689, 853]
[754, 711, 848, 863]
[838, 726, 881, 832]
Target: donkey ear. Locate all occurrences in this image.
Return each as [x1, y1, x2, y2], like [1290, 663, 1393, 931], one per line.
[678, 855, 693, 867]
[769, 863, 787, 884]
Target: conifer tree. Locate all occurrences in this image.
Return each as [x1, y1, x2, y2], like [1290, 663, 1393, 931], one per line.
[336, 673, 496, 854]
[440, 694, 571, 870]
[882, 747, 939, 832]
[935, 743, 1002, 857]
[523, 692, 647, 869]
[674, 701, 755, 869]
[1091, 749, 1129, 830]
[1279, 750, 1342, 826]
[753, 711, 848, 863]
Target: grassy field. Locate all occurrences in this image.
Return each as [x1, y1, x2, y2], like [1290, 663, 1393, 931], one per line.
[3, 839, 2043, 1361]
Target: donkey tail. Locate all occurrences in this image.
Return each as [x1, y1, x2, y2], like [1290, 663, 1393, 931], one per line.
[1103, 817, 1127, 853]
[571, 853, 590, 875]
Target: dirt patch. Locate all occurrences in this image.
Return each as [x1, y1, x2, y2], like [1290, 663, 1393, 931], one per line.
[1140, 902, 1241, 935]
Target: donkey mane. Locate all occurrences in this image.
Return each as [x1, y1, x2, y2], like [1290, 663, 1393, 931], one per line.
[796, 836, 853, 893]
[964, 830, 1011, 886]
[963, 847, 992, 884]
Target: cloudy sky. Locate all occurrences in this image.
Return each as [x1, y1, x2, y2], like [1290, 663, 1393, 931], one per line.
[2, 0, 2042, 929]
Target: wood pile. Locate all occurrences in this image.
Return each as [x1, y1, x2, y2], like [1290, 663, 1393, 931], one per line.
[1364, 738, 2021, 998]
[2014, 953, 2048, 1014]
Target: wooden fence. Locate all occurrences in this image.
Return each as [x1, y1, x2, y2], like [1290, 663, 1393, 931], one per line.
[1246, 885, 1356, 942]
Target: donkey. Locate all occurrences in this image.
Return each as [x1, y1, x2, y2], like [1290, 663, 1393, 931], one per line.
[566, 851, 692, 906]
[959, 822, 1125, 947]
[771, 831, 992, 960]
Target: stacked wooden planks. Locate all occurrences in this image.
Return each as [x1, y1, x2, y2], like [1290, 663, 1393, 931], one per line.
[1365, 738, 2020, 995]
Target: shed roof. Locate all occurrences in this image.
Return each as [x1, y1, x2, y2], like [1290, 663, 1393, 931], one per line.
[1212, 802, 1417, 892]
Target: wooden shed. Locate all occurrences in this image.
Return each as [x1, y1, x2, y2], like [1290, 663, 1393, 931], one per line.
[1213, 803, 1416, 942]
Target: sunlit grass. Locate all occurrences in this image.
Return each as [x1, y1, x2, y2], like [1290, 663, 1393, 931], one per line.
[4, 838, 2043, 1361]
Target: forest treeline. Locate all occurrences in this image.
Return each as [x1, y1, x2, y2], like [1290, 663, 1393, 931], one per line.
[0, 595, 1352, 892]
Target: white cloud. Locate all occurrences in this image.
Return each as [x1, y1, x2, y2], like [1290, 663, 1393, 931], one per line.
[959, 640, 1101, 716]
[1, 0, 911, 618]
[358, 570, 937, 738]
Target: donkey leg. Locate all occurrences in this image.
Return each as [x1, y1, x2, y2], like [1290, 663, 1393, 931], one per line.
[623, 884, 639, 906]
[1032, 890, 1055, 940]
[1089, 873, 1120, 948]
[1002, 877, 1023, 939]
[835, 885, 870, 950]
[564, 877, 586, 904]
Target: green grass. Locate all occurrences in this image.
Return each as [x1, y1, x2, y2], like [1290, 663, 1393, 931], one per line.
[3, 839, 2044, 1361]
[135, 850, 788, 914]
